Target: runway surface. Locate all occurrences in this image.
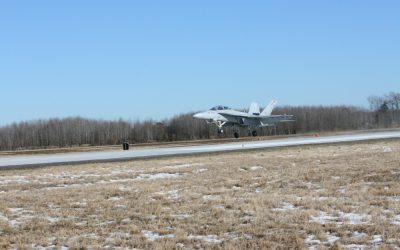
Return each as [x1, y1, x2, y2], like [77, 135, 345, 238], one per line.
[1, 130, 400, 169]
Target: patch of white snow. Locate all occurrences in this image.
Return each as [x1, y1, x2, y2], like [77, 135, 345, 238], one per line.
[383, 146, 392, 153]
[391, 215, 400, 225]
[305, 235, 321, 244]
[371, 235, 383, 246]
[326, 233, 340, 244]
[203, 195, 220, 201]
[339, 212, 371, 225]
[310, 212, 338, 224]
[250, 166, 263, 171]
[137, 173, 180, 180]
[342, 244, 366, 249]
[108, 196, 123, 201]
[142, 230, 175, 241]
[173, 214, 191, 220]
[196, 168, 208, 173]
[167, 190, 179, 199]
[188, 234, 222, 244]
[352, 231, 368, 239]
[272, 202, 296, 212]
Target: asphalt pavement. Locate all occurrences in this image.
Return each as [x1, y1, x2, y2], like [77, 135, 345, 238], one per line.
[1, 130, 399, 169]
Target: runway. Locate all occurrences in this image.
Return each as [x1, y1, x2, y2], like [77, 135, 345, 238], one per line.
[1, 130, 400, 169]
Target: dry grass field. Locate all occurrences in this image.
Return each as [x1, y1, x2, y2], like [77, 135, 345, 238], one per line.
[0, 139, 399, 249]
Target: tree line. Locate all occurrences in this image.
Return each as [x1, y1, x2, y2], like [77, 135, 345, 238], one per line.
[1, 92, 399, 151]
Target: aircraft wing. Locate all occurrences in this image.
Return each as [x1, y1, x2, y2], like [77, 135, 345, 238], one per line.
[217, 111, 252, 120]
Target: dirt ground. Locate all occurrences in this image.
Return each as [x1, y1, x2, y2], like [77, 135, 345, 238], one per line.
[0, 139, 399, 249]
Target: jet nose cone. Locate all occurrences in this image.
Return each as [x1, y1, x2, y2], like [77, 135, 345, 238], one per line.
[193, 112, 211, 119]
[193, 112, 203, 119]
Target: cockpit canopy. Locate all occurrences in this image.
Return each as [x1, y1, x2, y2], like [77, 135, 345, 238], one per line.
[210, 105, 230, 111]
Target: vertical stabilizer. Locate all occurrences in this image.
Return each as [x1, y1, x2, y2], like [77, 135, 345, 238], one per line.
[248, 102, 260, 115]
[261, 100, 278, 116]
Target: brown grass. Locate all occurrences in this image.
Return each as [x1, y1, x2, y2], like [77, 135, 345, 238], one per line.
[0, 139, 400, 249]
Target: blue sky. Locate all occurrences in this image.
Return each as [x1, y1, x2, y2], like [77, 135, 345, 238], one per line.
[0, 1, 399, 125]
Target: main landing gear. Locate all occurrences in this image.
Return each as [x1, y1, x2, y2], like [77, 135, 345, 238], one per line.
[247, 130, 257, 137]
[217, 128, 240, 139]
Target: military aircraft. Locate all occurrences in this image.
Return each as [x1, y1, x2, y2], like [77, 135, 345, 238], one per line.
[193, 100, 295, 138]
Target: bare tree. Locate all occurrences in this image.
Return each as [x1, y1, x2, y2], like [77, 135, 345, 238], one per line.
[1, 92, 399, 151]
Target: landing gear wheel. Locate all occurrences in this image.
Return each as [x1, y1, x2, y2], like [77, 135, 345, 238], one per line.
[217, 129, 224, 134]
[234, 132, 240, 138]
[252, 130, 257, 137]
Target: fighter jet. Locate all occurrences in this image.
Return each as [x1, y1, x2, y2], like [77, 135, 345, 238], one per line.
[193, 100, 295, 138]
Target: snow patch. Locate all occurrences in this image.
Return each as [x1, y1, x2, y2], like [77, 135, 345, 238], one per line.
[121, 218, 131, 224]
[310, 211, 338, 224]
[250, 166, 263, 171]
[167, 190, 179, 199]
[272, 202, 296, 212]
[9, 208, 24, 213]
[137, 173, 180, 180]
[305, 182, 321, 189]
[188, 234, 222, 244]
[391, 215, 400, 225]
[155, 190, 179, 199]
[0, 213, 8, 222]
[391, 196, 400, 202]
[142, 230, 175, 241]
[173, 214, 191, 220]
[342, 244, 366, 249]
[46, 217, 60, 224]
[8, 219, 21, 227]
[6, 207, 35, 227]
[310, 211, 370, 225]
[70, 202, 87, 207]
[196, 168, 208, 173]
[203, 195, 220, 201]
[352, 231, 367, 239]
[114, 204, 127, 209]
[108, 232, 130, 239]
[223, 232, 239, 240]
[305, 235, 321, 245]
[371, 235, 383, 246]
[326, 233, 340, 244]
[339, 212, 371, 225]
[0, 175, 29, 185]
[383, 146, 392, 153]
[108, 196, 123, 201]
[176, 243, 185, 248]
[306, 233, 339, 246]
[81, 233, 99, 239]
[338, 187, 347, 194]
[214, 205, 225, 210]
